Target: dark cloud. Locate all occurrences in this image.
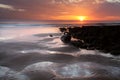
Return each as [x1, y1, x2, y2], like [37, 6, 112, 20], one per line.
[93, 2, 120, 16]
[0, 0, 120, 20]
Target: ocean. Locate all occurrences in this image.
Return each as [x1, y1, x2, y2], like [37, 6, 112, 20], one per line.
[0, 20, 120, 80]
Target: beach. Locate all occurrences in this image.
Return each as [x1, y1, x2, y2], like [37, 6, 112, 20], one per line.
[0, 22, 120, 80]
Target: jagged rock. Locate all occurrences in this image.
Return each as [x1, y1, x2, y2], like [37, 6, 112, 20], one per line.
[59, 25, 120, 56]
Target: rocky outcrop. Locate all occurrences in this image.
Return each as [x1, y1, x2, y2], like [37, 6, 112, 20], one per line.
[59, 25, 120, 56]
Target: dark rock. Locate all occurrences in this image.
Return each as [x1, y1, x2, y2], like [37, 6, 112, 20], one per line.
[110, 50, 120, 56]
[59, 27, 67, 33]
[49, 34, 53, 37]
[61, 32, 71, 43]
[59, 25, 120, 55]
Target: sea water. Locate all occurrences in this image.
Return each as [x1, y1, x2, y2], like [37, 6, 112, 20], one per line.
[0, 21, 120, 80]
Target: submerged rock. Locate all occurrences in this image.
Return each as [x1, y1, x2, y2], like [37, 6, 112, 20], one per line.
[52, 62, 120, 80]
[0, 66, 29, 80]
[21, 62, 55, 80]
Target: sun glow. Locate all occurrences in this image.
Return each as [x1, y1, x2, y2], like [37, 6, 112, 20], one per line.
[79, 16, 86, 21]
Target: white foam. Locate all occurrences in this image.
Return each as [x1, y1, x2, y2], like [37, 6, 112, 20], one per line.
[19, 49, 61, 55]
[0, 36, 15, 41]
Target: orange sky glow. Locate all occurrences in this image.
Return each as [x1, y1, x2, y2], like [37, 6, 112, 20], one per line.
[0, 0, 120, 21]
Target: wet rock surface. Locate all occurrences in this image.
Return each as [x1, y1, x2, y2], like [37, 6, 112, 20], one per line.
[59, 25, 120, 56]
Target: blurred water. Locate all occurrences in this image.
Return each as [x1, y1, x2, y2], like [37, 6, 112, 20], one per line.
[0, 25, 59, 42]
[0, 22, 120, 80]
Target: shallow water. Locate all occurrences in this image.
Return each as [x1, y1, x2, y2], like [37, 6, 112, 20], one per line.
[0, 24, 120, 80]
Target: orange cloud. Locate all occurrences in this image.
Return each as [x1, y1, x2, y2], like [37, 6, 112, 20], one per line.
[0, 0, 120, 20]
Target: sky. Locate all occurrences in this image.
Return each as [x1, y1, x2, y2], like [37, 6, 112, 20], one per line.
[0, 0, 120, 20]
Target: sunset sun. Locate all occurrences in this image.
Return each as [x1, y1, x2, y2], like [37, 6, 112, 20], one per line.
[79, 16, 86, 21]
